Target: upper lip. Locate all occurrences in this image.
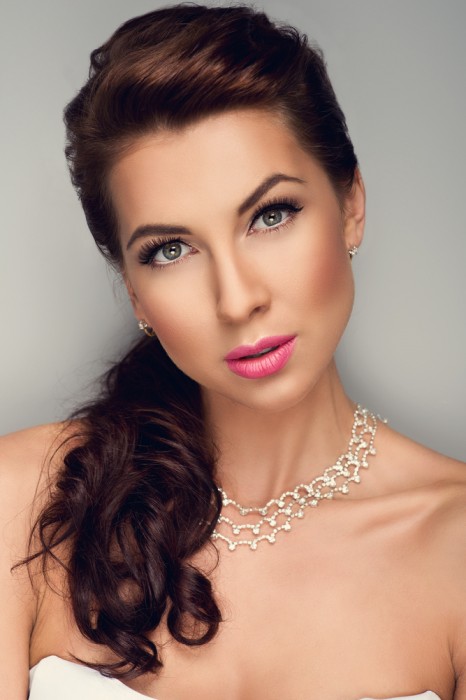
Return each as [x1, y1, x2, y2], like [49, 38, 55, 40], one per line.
[224, 335, 296, 361]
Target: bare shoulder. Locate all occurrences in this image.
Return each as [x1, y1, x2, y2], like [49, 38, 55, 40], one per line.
[423, 450, 466, 691]
[0, 421, 79, 696]
[0, 422, 79, 519]
[376, 425, 466, 685]
[377, 424, 466, 546]
[0, 420, 76, 467]
[372, 422, 466, 582]
[374, 421, 466, 495]
[0, 419, 85, 563]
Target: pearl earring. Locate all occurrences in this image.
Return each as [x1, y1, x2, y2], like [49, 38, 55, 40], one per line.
[138, 320, 156, 337]
[348, 245, 358, 259]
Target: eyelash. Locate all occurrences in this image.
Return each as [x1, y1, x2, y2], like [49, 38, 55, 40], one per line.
[137, 196, 304, 269]
[250, 196, 303, 233]
[138, 235, 190, 268]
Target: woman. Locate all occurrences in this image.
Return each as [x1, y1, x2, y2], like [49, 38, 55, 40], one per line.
[1, 4, 465, 699]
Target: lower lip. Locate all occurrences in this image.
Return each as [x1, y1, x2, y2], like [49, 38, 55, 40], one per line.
[226, 337, 297, 379]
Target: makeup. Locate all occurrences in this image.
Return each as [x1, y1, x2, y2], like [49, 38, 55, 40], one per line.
[137, 198, 302, 269]
[225, 335, 296, 379]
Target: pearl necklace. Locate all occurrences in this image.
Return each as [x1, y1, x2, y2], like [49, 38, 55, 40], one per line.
[211, 405, 380, 551]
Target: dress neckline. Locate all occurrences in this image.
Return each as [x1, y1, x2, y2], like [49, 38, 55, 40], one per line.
[30, 654, 442, 700]
[30, 655, 155, 699]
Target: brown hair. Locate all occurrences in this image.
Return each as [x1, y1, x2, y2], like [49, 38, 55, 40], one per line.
[65, 3, 357, 266]
[28, 3, 358, 679]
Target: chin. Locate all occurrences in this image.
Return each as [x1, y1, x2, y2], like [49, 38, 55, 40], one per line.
[204, 371, 325, 414]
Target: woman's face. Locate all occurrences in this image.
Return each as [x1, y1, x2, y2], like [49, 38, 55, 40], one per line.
[110, 109, 364, 412]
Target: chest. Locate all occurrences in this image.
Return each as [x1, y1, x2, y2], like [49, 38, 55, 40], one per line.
[33, 510, 454, 700]
[122, 522, 453, 700]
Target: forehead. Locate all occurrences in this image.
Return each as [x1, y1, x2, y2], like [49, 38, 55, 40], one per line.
[108, 109, 326, 237]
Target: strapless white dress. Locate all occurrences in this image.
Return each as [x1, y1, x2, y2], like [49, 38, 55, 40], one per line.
[28, 655, 442, 700]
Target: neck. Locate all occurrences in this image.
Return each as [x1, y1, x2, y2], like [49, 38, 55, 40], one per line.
[203, 362, 356, 506]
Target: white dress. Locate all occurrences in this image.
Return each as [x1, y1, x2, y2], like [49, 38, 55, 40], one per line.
[28, 655, 442, 700]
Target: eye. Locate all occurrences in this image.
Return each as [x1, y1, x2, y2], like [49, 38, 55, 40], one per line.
[257, 209, 285, 228]
[250, 199, 303, 233]
[138, 238, 193, 268]
[155, 240, 189, 263]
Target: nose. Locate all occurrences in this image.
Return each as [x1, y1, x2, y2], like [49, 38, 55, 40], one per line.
[213, 250, 270, 324]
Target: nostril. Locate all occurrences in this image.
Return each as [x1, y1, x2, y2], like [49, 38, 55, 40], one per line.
[215, 268, 270, 323]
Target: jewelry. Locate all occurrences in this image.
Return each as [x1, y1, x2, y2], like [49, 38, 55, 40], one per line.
[348, 245, 358, 259]
[138, 319, 156, 337]
[212, 405, 380, 552]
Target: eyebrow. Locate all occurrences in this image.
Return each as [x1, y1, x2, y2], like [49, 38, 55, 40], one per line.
[237, 173, 305, 216]
[126, 172, 306, 250]
[126, 224, 190, 250]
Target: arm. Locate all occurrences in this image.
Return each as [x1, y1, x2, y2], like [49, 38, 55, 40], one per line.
[0, 426, 55, 699]
[448, 478, 466, 700]
[455, 679, 466, 699]
[453, 613, 466, 699]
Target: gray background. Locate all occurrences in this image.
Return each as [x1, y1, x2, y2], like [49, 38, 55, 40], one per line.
[1, 1, 465, 460]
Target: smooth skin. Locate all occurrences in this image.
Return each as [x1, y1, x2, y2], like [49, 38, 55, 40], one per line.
[1, 109, 466, 700]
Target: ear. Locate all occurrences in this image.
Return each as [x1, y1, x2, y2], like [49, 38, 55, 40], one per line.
[342, 169, 365, 250]
[122, 272, 145, 321]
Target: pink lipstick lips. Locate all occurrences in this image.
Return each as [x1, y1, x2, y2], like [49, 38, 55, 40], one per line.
[225, 335, 297, 379]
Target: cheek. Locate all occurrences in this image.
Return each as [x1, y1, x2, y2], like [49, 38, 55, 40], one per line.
[136, 276, 211, 364]
[310, 239, 352, 305]
[281, 217, 353, 316]
[158, 317, 203, 356]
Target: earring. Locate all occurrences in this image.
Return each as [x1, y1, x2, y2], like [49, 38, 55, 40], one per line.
[138, 319, 156, 337]
[348, 245, 358, 259]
